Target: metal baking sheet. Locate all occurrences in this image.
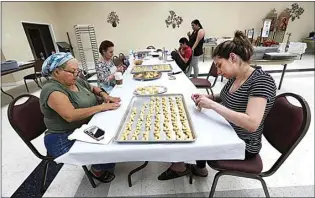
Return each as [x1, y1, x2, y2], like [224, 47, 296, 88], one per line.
[114, 94, 196, 143]
[131, 64, 173, 74]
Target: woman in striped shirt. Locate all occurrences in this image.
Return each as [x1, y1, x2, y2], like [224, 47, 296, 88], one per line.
[191, 30, 277, 177]
[158, 31, 276, 180]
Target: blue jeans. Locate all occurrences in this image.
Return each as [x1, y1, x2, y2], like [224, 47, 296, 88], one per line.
[44, 131, 115, 171]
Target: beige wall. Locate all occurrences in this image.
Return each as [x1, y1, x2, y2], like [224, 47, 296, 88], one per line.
[1, 2, 61, 84]
[1, 1, 314, 83]
[55, 1, 315, 58]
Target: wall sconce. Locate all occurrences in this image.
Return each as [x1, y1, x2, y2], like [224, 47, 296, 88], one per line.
[165, 10, 183, 29]
[107, 11, 120, 27]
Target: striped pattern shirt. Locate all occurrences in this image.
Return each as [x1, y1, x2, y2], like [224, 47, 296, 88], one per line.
[220, 67, 276, 154]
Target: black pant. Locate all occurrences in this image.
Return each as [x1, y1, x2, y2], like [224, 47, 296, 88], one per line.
[171, 51, 187, 72]
[196, 151, 258, 168]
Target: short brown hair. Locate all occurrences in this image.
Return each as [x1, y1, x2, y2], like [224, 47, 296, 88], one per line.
[212, 30, 253, 62]
[99, 40, 114, 55]
[179, 37, 189, 45]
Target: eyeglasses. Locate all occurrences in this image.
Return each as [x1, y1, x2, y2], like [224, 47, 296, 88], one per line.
[61, 68, 82, 77]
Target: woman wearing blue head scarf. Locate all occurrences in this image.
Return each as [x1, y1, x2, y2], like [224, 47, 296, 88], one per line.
[40, 52, 120, 183]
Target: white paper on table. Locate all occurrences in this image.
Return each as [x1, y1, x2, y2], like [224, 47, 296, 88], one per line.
[68, 124, 114, 145]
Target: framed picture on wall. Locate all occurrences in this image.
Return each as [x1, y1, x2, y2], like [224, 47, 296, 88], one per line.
[270, 18, 276, 31]
[276, 10, 290, 32]
[263, 8, 278, 33]
[279, 17, 289, 31]
[262, 19, 272, 38]
[247, 29, 254, 38]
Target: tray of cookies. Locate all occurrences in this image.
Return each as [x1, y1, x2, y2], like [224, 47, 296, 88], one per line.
[131, 64, 173, 74]
[134, 85, 167, 95]
[114, 94, 196, 143]
[133, 71, 162, 81]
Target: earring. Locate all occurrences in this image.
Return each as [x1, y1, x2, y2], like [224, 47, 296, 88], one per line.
[230, 53, 235, 60]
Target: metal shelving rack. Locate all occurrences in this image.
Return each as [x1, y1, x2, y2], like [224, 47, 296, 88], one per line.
[73, 25, 99, 74]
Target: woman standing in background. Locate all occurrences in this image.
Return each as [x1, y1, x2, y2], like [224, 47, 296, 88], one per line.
[187, 19, 205, 78]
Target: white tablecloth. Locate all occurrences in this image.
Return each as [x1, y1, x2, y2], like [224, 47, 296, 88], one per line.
[55, 57, 245, 166]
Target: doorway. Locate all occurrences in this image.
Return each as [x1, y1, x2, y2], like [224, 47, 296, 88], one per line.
[22, 22, 57, 60]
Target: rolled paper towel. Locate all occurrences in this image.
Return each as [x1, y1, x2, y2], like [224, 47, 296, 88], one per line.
[114, 72, 123, 80]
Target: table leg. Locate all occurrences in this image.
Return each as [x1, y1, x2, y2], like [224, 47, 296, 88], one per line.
[189, 164, 193, 184]
[82, 165, 97, 188]
[203, 47, 205, 62]
[128, 161, 148, 187]
[278, 64, 287, 90]
[1, 88, 14, 99]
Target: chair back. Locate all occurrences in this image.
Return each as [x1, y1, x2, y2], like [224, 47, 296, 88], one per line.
[118, 53, 130, 67]
[112, 55, 122, 66]
[7, 94, 49, 160]
[261, 92, 311, 177]
[207, 62, 218, 79]
[147, 46, 156, 49]
[79, 70, 88, 81]
[118, 53, 126, 61]
[34, 59, 44, 73]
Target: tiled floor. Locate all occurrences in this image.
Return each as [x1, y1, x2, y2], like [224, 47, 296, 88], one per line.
[1, 55, 314, 197]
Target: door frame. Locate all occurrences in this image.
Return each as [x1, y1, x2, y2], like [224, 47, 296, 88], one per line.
[23, 25, 46, 59]
[21, 21, 59, 57]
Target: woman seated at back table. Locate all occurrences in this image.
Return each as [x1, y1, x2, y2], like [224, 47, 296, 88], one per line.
[96, 40, 126, 93]
[158, 31, 277, 180]
[40, 52, 121, 183]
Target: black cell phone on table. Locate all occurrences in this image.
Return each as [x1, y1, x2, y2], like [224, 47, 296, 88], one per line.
[84, 126, 105, 141]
